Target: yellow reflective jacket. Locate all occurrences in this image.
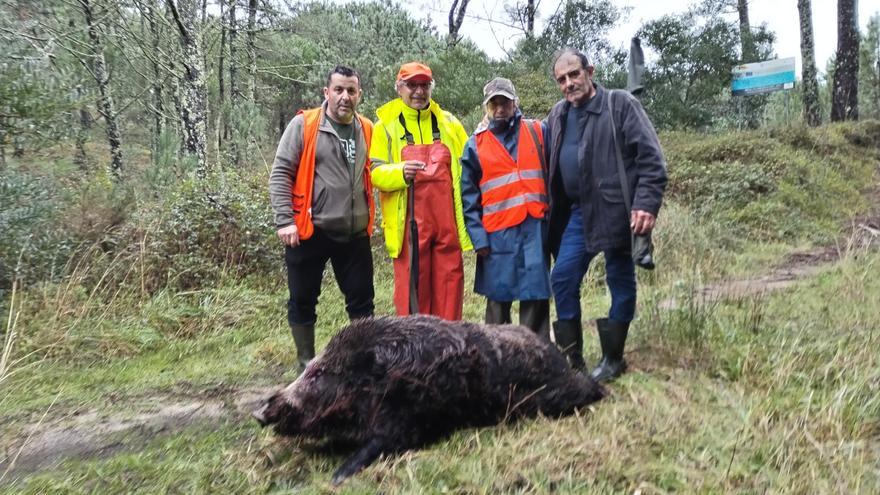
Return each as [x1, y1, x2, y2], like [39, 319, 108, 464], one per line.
[370, 98, 473, 258]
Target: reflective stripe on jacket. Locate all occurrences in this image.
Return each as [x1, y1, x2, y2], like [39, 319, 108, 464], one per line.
[293, 107, 375, 240]
[369, 98, 472, 258]
[475, 119, 547, 233]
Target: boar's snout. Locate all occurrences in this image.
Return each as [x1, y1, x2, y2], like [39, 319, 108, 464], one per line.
[252, 403, 272, 427]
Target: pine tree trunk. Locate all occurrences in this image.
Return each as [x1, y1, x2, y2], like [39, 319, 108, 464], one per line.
[146, 2, 164, 166]
[229, 0, 238, 103]
[736, 0, 763, 129]
[797, 0, 822, 126]
[81, 0, 124, 181]
[247, 0, 257, 102]
[74, 86, 91, 169]
[737, 0, 755, 62]
[0, 130, 6, 170]
[526, 0, 535, 38]
[218, 0, 226, 151]
[831, 0, 860, 121]
[167, 0, 209, 178]
[227, 0, 241, 165]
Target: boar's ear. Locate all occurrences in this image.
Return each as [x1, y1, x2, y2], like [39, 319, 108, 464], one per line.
[350, 349, 376, 374]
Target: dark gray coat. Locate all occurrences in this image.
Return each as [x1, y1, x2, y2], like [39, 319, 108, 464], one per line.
[545, 84, 667, 255]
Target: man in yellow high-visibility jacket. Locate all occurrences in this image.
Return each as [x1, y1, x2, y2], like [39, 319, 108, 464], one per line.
[370, 62, 472, 320]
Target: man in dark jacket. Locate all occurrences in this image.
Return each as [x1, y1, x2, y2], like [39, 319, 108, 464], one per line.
[545, 49, 667, 382]
[269, 65, 375, 373]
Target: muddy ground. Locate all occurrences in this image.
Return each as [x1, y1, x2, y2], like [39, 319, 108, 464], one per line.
[0, 385, 275, 480]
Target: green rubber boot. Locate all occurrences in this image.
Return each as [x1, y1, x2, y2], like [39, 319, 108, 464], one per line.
[290, 323, 316, 374]
[590, 318, 629, 382]
[552, 319, 585, 372]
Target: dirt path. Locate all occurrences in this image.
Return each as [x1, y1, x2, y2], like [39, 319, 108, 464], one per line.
[0, 385, 276, 480]
[660, 215, 880, 310]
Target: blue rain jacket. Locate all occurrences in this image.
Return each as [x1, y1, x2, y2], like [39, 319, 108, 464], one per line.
[460, 110, 552, 302]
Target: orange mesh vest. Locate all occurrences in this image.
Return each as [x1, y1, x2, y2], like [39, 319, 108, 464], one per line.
[291, 108, 374, 240]
[475, 119, 548, 233]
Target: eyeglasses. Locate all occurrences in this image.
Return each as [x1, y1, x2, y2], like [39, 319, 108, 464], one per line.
[402, 80, 432, 91]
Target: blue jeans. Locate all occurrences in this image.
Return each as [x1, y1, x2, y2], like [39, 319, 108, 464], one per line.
[551, 206, 636, 323]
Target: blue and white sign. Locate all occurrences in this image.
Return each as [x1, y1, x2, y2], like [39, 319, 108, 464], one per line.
[732, 57, 796, 96]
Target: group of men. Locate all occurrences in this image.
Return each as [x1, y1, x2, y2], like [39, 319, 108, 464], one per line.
[268, 49, 667, 382]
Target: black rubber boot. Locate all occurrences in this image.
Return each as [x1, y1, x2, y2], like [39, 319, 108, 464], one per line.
[290, 323, 316, 373]
[590, 318, 629, 382]
[553, 319, 585, 372]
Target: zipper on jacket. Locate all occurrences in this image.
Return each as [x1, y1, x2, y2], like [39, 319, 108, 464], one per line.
[350, 120, 357, 237]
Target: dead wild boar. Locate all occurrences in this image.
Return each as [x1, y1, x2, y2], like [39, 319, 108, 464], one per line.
[252, 314, 604, 485]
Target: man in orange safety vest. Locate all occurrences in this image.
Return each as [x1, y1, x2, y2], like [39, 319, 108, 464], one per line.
[460, 77, 551, 337]
[269, 65, 375, 373]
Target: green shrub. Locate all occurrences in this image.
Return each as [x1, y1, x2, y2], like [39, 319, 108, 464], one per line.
[662, 121, 879, 243]
[131, 170, 278, 292]
[0, 167, 71, 293]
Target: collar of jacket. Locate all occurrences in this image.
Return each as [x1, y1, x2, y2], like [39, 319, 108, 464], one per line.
[552, 82, 605, 123]
[488, 108, 523, 134]
[475, 108, 523, 136]
[375, 97, 442, 125]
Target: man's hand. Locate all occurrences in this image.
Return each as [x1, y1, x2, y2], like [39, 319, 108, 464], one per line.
[476, 247, 490, 257]
[277, 224, 300, 247]
[630, 210, 656, 235]
[402, 160, 426, 181]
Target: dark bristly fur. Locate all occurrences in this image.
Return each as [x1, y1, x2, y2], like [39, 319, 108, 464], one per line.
[252, 315, 605, 485]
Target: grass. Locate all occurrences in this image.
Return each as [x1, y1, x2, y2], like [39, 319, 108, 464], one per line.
[1, 122, 879, 493]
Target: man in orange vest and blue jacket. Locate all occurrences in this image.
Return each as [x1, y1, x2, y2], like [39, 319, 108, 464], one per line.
[460, 78, 551, 337]
[269, 65, 375, 372]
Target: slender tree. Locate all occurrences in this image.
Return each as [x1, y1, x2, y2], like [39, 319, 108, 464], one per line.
[831, 0, 860, 121]
[145, 1, 165, 165]
[797, 0, 821, 126]
[247, 0, 257, 102]
[73, 85, 91, 169]
[229, 0, 240, 102]
[218, 0, 226, 150]
[504, 0, 538, 40]
[448, 0, 470, 46]
[525, 0, 536, 38]
[166, 0, 209, 177]
[79, 0, 124, 180]
[860, 14, 880, 119]
[227, 0, 242, 165]
[736, 0, 755, 62]
[735, 0, 764, 129]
